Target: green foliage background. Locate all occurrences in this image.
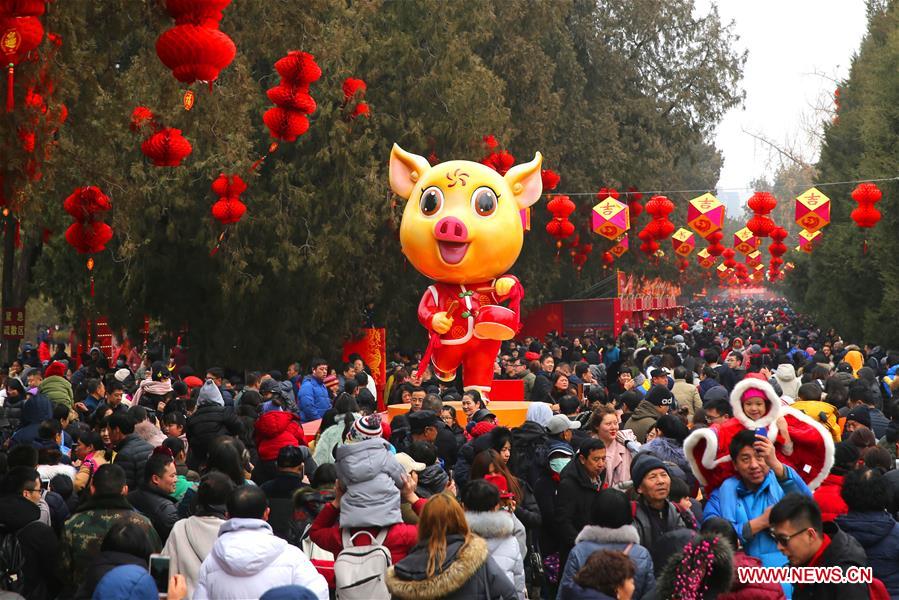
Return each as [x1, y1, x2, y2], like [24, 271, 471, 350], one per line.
[12, 0, 747, 368]
[783, 1, 899, 347]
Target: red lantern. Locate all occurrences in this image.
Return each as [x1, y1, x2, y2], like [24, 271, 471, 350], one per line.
[626, 187, 643, 219]
[746, 191, 777, 238]
[546, 195, 576, 250]
[601, 251, 615, 268]
[0, 15, 43, 111]
[645, 195, 675, 242]
[263, 106, 310, 141]
[264, 52, 319, 143]
[706, 230, 725, 257]
[0, 1, 47, 17]
[64, 186, 112, 220]
[541, 169, 560, 192]
[481, 150, 515, 176]
[141, 128, 192, 166]
[722, 247, 737, 269]
[351, 102, 370, 118]
[275, 51, 322, 85]
[342, 77, 366, 102]
[65, 221, 113, 254]
[156, 24, 236, 85]
[164, 0, 231, 27]
[677, 257, 690, 272]
[211, 173, 247, 225]
[266, 84, 316, 113]
[850, 183, 882, 228]
[596, 187, 620, 200]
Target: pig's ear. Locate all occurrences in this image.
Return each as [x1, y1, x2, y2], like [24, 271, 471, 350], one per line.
[389, 144, 432, 200]
[504, 152, 543, 209]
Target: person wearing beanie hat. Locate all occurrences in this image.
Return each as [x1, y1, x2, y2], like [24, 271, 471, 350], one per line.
[559, 488, 656, 600]
[630, 452, 697, 554]
[346, 413, 383, 443]
[624, 384, 674, 443]
[813, 441, 859, 522]
[38, 360, 74, 411]
[844, 405, 872, 436]
[334, 422, 407, 528]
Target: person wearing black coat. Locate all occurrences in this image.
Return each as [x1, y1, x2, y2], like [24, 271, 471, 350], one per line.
[127, 452, 179, 543]
[185, 399, 244, 471]
[0, 467, 61, 600]
[555, 440, 606, 566]
[107, 414, 153, 491]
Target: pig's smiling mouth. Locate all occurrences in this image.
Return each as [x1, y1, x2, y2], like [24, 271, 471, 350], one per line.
[437, 240, 470, 264]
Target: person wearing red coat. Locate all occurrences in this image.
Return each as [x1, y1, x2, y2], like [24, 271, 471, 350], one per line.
[813, 441, 858, 521]
[253, 408, 307, 484]
[309, 478, 427, 565]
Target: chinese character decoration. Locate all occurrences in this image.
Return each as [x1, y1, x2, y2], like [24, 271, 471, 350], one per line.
[850, 182, 882, 254]
[672, 228, 696, 257]
[609, 235, 629, 258]
[746, 191, 777, 238]
[797, 229, 822, 253]
[733, 227, 759, 255]
[687, 193, 724, 238]
[696, 247, 716, 269]
[794, 187, 831, 233]
[592, 188, 630, 241]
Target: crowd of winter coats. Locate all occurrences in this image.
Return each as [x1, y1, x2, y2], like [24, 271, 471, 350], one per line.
[1, 300, 899, 599]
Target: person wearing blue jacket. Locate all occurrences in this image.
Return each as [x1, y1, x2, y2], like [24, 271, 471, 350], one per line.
[703, 429, 811, 596]
[298, 358, 332, 422]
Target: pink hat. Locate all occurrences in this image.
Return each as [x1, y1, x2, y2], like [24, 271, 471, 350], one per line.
[741, 387, 767, 401]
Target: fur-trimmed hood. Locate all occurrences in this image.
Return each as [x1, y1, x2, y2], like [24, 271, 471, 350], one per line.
[730, 377, 781, 430]
[386, 535, 488, 600]
[574, 524, 640, 546]
[464, 510, 515, 540]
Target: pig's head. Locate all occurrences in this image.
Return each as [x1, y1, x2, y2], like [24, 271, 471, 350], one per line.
[389, 144, 542, 284]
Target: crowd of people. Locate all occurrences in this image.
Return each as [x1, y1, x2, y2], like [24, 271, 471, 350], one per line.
[1, 299, 899, 599]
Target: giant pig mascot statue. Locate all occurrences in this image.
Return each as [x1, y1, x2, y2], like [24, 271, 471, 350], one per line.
[389, 144, 542, 399]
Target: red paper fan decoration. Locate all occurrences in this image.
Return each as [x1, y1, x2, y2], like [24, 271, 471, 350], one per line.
[141, 128, 192, 166]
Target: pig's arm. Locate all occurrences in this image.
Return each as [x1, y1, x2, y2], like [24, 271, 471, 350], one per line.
[494, 274, 523, 299]
[417, 287, 439, 330]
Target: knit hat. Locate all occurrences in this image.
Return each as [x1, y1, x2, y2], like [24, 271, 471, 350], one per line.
[630, 452, 670, 490]
[484, 473, 515, 499]
[832, 441, 860, 473]
[644, 385, 674, 408]
[846, 405, 871, 429]
[524, 351, 540, 361]
[114, 368, 131, 383]
[183, 375, 203, 388]
[591, 488, 633, 528]
[470, 420, 497, 438]
[44, 361, 67, 378]
[347, 414, 382, 442]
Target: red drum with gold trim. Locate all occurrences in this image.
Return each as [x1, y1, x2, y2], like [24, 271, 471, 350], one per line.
[474, 305, 517, 340]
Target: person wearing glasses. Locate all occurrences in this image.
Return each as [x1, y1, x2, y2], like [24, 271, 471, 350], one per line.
[769, 493, 870, 600]
[703, 429, 812, 595]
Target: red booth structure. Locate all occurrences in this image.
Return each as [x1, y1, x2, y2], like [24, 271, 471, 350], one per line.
[520, 272, 683, 339]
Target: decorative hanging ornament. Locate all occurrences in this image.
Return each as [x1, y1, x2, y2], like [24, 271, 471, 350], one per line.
[156, 24, 236, 85]
[210, 173, 247, 225]
[0, 15, 43, 112]
[794, 187, 831, 233]
[591, 196, 629, 240]
[696, 248, 716, 268]
[850, 182, 882, 228]
[733, 227, 759, 255]
[626, 187, 643, 219]
[746, 191, 777, 238]
[601, 251, 615, 269]
[705, 230, 725, 257]
[722, 247, 737, 269]
[687, 192, 724, 238]
[671, 228, 696, 257]
[798, 229, 822, 253]
[141, 127, 192, 166]
[645, 195, 675, 241]
[263, 51, 320, 143]
[609, 235, 629, 258]
[546, 195, 575, 250]
[164, 0, 232, 27]
[541, 169, 560, 192]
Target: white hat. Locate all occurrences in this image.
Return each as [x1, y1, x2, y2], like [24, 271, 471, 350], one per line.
[395, 452, 426, 474]
[114, 368, 131, 383]
[546, 414, 582, 435]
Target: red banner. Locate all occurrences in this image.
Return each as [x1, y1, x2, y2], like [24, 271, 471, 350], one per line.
[343, 328, 387, 410]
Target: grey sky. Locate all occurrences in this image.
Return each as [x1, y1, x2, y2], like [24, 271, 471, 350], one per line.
[696, 1, 868, 210]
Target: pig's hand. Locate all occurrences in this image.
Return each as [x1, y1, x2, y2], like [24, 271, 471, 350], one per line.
[431, 311, 454, 334]
[495, 277, 516, 296]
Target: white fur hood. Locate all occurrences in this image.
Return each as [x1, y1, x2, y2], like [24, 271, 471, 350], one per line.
[575, 524, 640, 546]
[464, 510, 515, 540]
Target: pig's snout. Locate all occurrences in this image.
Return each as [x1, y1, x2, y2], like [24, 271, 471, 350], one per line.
[434, 217, 469, 242]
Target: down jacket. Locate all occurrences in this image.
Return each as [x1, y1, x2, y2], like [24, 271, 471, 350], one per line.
[836, 510, 899, 598]
[558, 524, 654, 600]
[161, 515, 225, 599]
[334, 437, 406, 528]
[464, 511, 525, 599]
[185, 403, 244, 470]
[813, 473, 848, 522]
[254, 410, 307, 462]
[113, 433, 153, 490]
[386, 534, 517, 600]
[38, 375, 73, 410]
[194, 518, 328, 600]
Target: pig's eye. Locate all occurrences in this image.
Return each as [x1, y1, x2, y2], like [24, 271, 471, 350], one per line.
[419, 187, 444, 217]
[471, 187, 498, 217]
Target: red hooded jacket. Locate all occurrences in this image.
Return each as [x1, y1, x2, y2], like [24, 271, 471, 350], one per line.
[254, 410, 307, 461]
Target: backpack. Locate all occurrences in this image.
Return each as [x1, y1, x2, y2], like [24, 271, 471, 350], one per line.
[0, 526, 26, 594]
[334, 529, 391, 600]
[789, 400, 841, 442]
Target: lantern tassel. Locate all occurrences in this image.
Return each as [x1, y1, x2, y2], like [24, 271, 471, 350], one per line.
[863, 239, 868, 255]
[6, 65, 14, 113]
